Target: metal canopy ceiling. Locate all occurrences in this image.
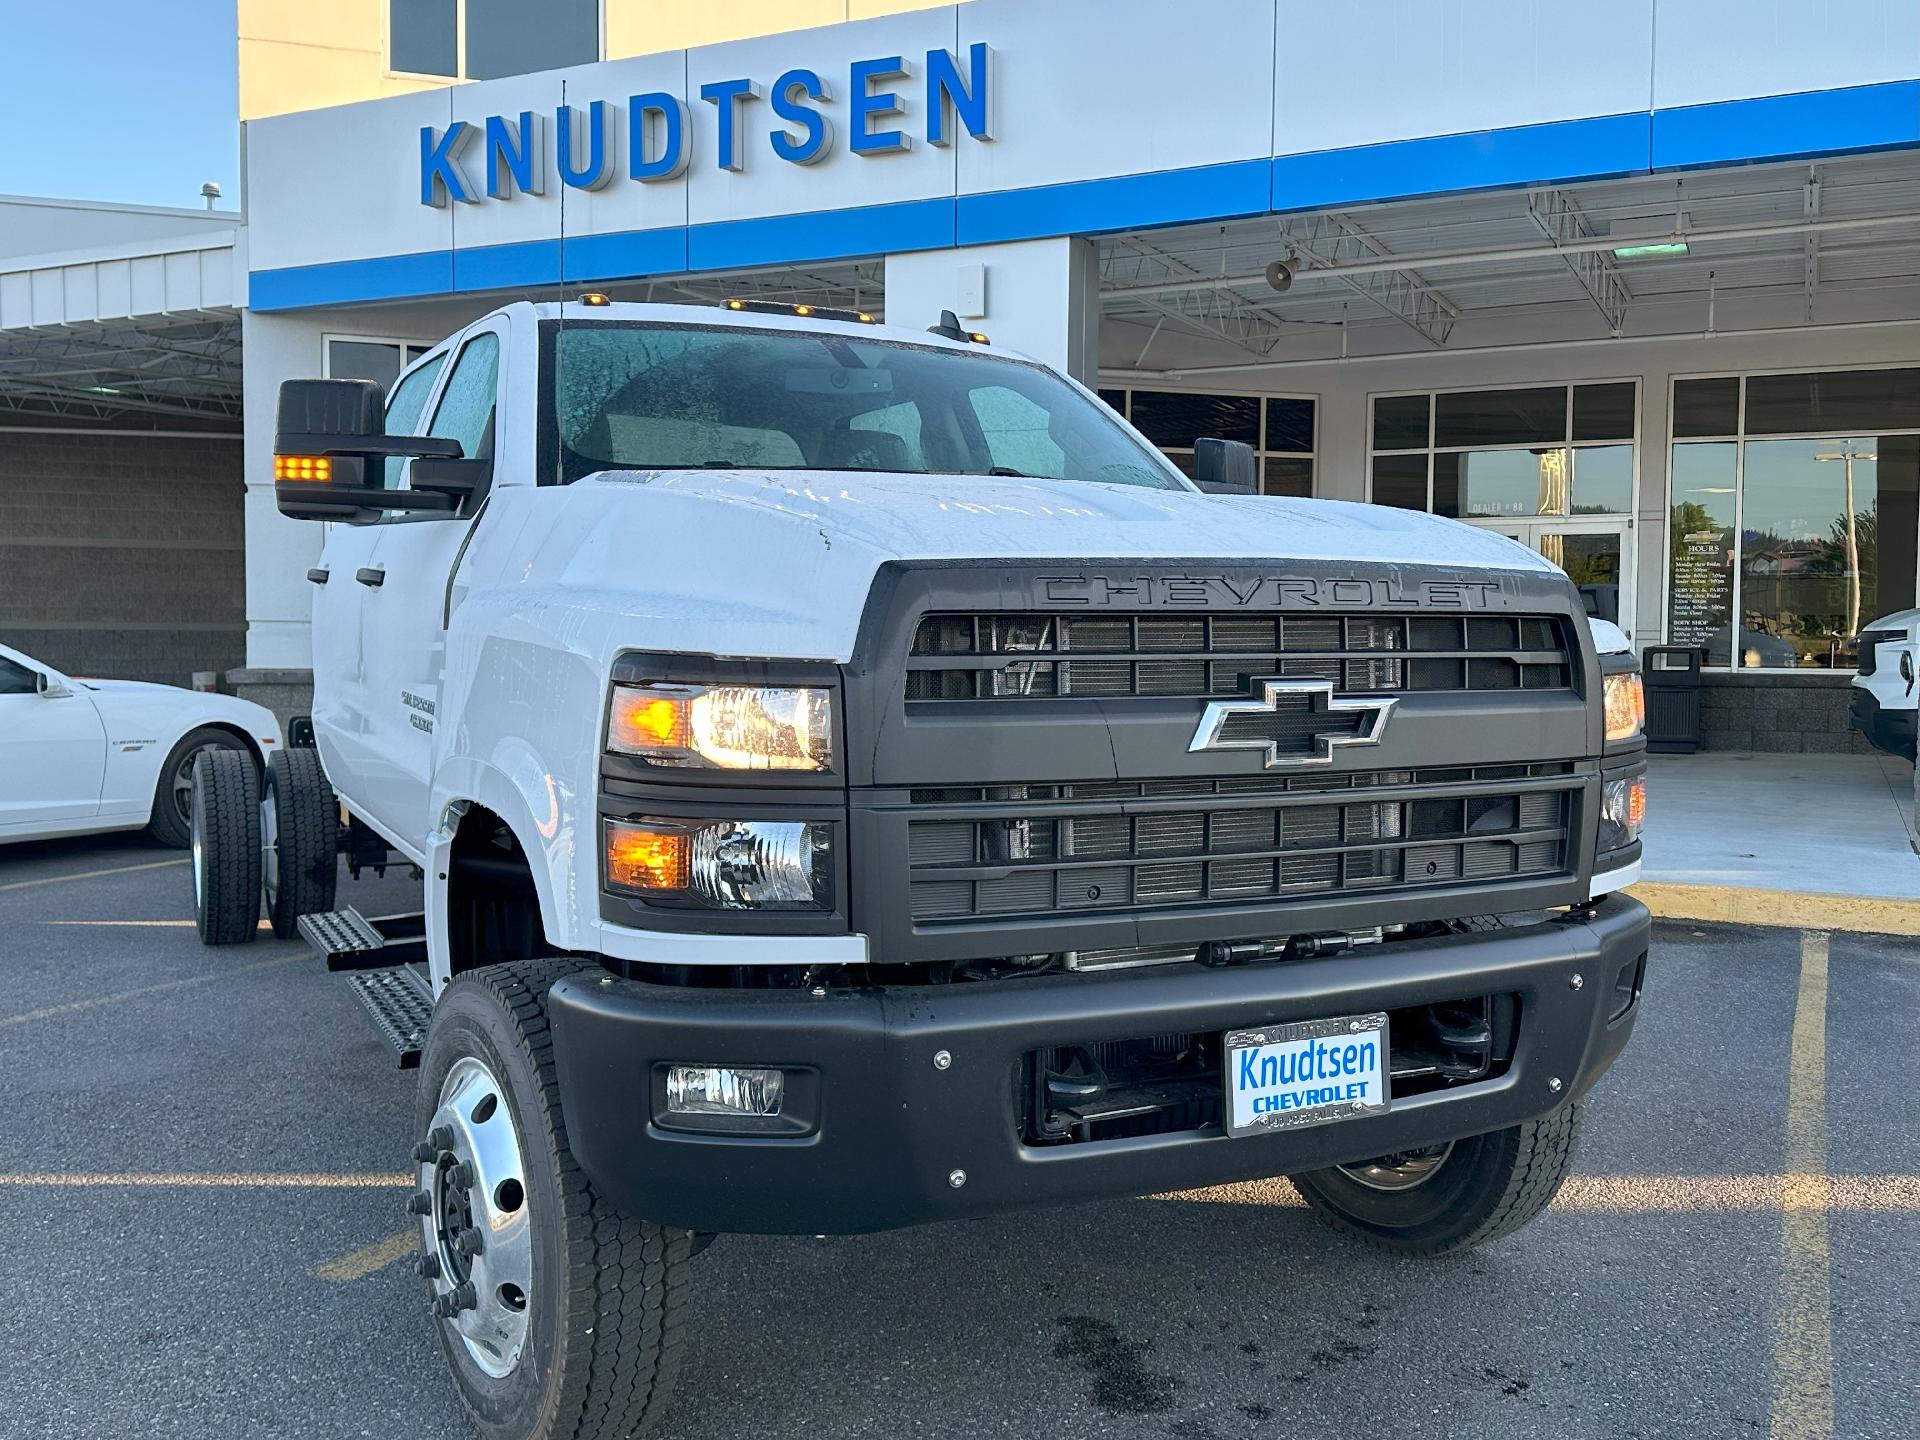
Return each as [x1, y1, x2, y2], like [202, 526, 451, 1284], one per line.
[0, 314, 241, 431]
[1097, 150, 1920, 370]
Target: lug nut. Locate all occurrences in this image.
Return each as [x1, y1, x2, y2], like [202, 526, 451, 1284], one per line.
[415, 1254, 441, 1280]
[448, 1162, 474, 1190]
[449, 1280, 477, 1313]
[405, 1190, 433, 1216]
[429, 1125, 456, 1151]
[454, 1227, 485, 1258]
[411, 1141, 438, 1163]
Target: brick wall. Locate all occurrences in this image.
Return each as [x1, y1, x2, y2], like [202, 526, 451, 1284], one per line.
[0, 432, 245, 685]
[1700, 671, 1874, 754]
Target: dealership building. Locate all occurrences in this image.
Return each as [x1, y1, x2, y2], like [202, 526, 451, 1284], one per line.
[4, 0, 1920, 750]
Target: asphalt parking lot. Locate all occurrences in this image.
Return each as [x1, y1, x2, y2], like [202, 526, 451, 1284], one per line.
[2, 836, 1916, 1440]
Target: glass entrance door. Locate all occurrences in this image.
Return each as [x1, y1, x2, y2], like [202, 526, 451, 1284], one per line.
[1487, 519, 1634, 635]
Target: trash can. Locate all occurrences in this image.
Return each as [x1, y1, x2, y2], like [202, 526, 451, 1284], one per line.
[1642, 646, 1703, 753]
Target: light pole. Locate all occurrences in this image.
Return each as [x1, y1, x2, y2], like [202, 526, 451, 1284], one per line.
[1815, 446, 1875, 639]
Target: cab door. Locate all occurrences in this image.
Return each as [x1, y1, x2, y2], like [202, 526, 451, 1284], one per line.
[350, 323, 504, 855]
[310, 351, 448, 813]
[0, 651, 107, 833]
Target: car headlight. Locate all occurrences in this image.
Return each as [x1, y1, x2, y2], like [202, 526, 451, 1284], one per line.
[605, 818, 833, 910]
[1603, 671, 1645, 742]
[1598, 775, 1646, 854]
[608, 682, 833, 772]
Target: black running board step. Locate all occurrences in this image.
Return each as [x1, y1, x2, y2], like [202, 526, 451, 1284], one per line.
[298, 907, 428, 972]
[346, 965, 433, 1068]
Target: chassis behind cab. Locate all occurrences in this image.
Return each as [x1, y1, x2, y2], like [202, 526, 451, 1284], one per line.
[200, 298, 1651, 1440]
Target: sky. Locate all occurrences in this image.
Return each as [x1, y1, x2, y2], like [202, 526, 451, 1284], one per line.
[0, 0, 239, 210]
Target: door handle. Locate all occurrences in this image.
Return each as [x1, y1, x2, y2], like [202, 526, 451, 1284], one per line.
[356, 567, 386, 588]
[307, 568, 330, 585]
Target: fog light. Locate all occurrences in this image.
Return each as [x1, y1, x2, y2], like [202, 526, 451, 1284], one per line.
[665, 1065, 785, 1117]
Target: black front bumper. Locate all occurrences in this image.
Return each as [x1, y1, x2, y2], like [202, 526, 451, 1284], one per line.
[549, 895, 1650, 1235]
[1850, 688, 1916, 760]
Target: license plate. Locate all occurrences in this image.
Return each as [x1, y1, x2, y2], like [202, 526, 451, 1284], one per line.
[1223, 1012, 1390, 1137]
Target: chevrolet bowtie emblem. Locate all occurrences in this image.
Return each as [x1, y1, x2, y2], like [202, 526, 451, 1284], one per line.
[1188, 679, 1397, 769]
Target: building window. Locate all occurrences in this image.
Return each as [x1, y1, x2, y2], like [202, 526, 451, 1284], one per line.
[325, 337, 434, 394]
[1367, 383, 1638, 519]
[390, 0, 600, 82]
[1098, 388, 1316, 496]
[1667, 368, 1920, 671]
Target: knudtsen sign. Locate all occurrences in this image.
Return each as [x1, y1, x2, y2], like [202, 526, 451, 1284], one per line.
[420, 43, 994, 207]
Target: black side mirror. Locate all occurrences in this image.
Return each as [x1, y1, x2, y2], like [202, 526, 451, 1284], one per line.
[1192, 437, 1258, 495]
[273, 378, 466, 523]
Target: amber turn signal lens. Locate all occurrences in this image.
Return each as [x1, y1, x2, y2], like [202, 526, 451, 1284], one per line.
[605, 823, 690, 893]
[1627, 775, 1647, 833]
[274, 455, 333, 482]
[609, 692, 688, 752]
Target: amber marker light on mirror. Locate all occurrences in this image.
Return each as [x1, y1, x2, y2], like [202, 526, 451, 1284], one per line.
[274, 456, 333, 481]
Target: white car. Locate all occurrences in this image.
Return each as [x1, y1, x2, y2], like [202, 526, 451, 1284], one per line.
[1850, 608, 1918, 760]
[0, 641, 281, 847]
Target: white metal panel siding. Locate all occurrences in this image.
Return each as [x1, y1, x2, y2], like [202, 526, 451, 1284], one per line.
[1271, 0, 1655, 156]
[1653, 0, 1920, 110]
[958, 0, 1277, 193]
[244, 87, 458, 273]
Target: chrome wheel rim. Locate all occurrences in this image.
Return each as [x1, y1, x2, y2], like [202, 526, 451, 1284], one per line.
[171, 746, 211, 826]
[190, 802, 205, 906]
[260, 788, 280, 911]
[423, 1056, 533, 1378]
[1335, 1140, 1456, 1192]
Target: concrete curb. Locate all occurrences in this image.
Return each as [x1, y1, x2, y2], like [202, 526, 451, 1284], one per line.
[1630, 882, 1920, 937]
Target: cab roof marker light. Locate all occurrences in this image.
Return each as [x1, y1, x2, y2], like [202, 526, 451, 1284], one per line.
[718, 298, 879, 325]
[577, 291, 611, 306]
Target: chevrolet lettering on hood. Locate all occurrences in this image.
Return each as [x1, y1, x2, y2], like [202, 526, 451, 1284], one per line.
[1038, 575, 1506, 609]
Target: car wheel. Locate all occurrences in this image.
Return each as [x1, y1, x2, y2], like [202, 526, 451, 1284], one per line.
[1287, 1103, 1583, 1256]
[263, 748, 339, 940]
[149, 727, 249, 848]
[414, 959, 693, 1440]
[191, 748, 262, 946]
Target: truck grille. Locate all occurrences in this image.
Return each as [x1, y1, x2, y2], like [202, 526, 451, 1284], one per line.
[907, 613, 1572, 702]
[906, 766, 1574, 922]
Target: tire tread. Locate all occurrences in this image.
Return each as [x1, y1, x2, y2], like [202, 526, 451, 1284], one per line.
[193, 749, 261, 946]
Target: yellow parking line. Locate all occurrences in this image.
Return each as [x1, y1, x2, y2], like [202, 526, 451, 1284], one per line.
[1771, 930, 1833, 1440]
[0, 955, 297, 1028]
[0, 1171, 408, 1188]
[1165, 1169, 1919, 1214]
[318, 1229, 418, 1282]
[0, 858, 188, 893]
[40, 919, 269, 927]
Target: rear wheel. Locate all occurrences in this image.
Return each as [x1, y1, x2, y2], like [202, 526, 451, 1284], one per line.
[413, 959, 693, 1440]
[149, 726, 249, 847]
[191, 749, 261, 946]
[1288, 1104, 1582, 1255]
[263, 748, 338, 940]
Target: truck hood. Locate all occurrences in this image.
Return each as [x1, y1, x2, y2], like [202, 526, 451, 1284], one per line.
[463, 469, 1569, 667]
[578, 468, 1556, 571]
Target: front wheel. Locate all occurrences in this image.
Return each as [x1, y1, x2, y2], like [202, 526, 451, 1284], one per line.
[413, 960, 694, 1440]
[1288, 1103, 1582, 1255]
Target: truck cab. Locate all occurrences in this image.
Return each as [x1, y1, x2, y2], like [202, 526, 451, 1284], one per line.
[199, 297, 1651, 1440]
[1850, 608, 1918, 760]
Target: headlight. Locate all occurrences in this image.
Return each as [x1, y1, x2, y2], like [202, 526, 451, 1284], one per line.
[605, 818, 832, 910]
[1598, 775, 1646, 854]
[1603, 671, 1645, 742]
[608, 682, 833, 772]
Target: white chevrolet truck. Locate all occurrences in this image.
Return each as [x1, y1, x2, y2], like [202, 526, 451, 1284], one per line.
[193, 298, 1651, 1440]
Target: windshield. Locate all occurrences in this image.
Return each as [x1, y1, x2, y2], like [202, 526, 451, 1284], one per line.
[540, 320, 1184, 490]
